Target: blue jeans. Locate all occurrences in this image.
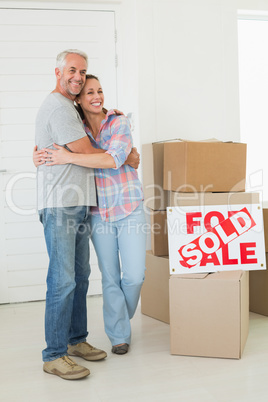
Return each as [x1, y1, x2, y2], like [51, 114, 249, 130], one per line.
[39, 206, 91, 362]
[90, 203, 147, 346]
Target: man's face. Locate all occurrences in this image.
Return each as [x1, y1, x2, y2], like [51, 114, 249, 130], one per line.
[57, 54, 87, 99]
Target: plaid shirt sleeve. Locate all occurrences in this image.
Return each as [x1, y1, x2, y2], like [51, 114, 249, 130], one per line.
[105, 115, 133, 169]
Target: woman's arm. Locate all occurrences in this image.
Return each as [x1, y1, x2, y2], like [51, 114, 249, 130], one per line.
[38, 143, 140, 169]
[105, 115, 134, 169]
[42, 144, 116, 168]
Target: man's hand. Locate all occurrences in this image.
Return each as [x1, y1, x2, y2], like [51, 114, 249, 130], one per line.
[102, 107, 123, 116]
[125, 147, 140, 169]
[114, 109, 123, 115]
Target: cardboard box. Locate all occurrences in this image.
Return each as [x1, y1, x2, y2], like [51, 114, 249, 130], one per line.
[167, 191, 265, 275]
[263, 208, 268, 252]
[142, 142, 170, 210]
[169, 270, 249, 359]
[150, 209, 168, 256]
[141, 251, 170, 323]
[163, 140, 247, 193]
[249, 253, 268, 316]
[169, 191, 259, 208]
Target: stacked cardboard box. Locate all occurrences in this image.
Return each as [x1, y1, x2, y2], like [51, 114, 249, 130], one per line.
[141, 142, 170, 322]
[142, 142, 170, 256]
[143, 139, 247, 258]
[170, 270, 249, 359]
[142, 142, 170, 211]
[249, 255, 268, 316]
[141, 251, 170, 324]
[163, 140, 247, 193]
[249, 208, 268, 316]
[141, 252, 250, 358]
[141, 138, 258, 359]
[142, 192, 261, 358]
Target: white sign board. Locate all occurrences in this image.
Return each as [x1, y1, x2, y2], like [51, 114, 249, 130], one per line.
[167, 203, 266, 274]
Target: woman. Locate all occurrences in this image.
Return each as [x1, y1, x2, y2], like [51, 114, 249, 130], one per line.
[36, 75, 146, 355]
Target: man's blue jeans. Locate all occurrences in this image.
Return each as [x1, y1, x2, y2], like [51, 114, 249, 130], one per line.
[39, 206, 91, 362]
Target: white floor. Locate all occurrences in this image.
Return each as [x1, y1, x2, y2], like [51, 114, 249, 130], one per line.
[0, 296, 268, 402]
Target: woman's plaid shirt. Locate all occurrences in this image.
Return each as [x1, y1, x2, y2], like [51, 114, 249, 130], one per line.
[84, 110, 143, 222]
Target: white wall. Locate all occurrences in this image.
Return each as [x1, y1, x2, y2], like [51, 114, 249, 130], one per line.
[3, 0, 268, 146]
[136, 0, 268, 145]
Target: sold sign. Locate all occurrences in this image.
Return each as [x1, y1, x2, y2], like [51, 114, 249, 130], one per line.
[178, 207, 256, 268]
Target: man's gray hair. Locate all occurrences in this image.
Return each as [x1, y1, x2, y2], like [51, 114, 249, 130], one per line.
[56, 49, 88, 72]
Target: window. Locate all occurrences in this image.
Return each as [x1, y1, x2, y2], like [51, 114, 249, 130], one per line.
[238, 17, 268, 203]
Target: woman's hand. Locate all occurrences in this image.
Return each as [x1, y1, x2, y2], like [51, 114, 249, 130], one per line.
[42, 144, 72, 165]
[33, 145, 46, 167]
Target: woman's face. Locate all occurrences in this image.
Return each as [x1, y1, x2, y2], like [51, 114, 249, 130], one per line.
[77, 78, 104, 114]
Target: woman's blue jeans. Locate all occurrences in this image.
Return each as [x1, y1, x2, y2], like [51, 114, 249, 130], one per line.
[90, 203, 147, 346]
[39, 206, 91, 362]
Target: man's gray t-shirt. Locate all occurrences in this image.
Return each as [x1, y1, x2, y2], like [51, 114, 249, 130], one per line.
[35, 92, 96, 210]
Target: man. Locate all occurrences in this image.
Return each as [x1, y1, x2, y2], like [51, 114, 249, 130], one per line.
[36, 49, 107, 380]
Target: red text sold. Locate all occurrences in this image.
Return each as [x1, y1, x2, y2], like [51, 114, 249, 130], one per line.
[178, 207, 256, 268]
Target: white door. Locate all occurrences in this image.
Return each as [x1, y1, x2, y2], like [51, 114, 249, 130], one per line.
[0, 7, 117, 303]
